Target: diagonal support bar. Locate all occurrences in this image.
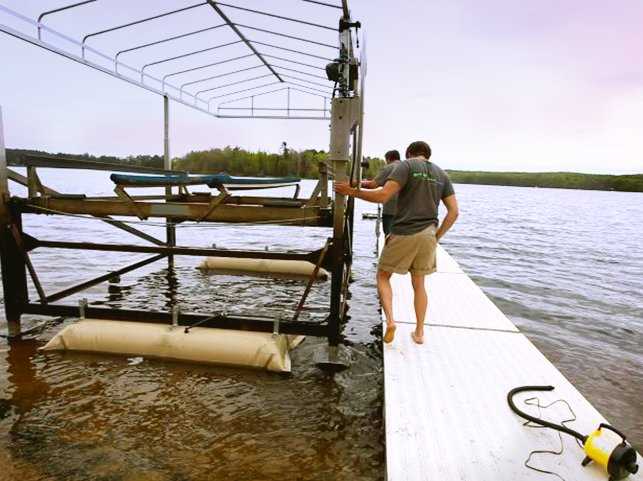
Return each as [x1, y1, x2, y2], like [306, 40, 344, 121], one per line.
[292, 238, 331, 322]
[206, 1, 283, 83]
[113, 185, 149, 220]
[45, 254, 166, 303]
[197, 189, 229, 222]
[9, 222, 46, 303]
[7, 169, 166, 246]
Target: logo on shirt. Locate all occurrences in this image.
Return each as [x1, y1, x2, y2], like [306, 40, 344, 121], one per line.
[412, 172, 441, 184]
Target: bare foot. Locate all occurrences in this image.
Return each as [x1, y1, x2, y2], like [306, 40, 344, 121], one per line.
[411, 331, 424, 344]
[383, 323, 397, 344]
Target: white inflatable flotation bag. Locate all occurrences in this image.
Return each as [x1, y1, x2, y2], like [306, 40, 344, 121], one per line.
[197, 257, 329, 280]
[40, 319, 304, 373]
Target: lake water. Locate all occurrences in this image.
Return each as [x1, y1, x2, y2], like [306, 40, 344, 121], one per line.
[0, 172, 641, 480]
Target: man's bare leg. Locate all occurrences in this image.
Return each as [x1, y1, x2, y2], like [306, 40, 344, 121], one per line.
[410, 274, 427, 344]
[377, 269, 396, 343]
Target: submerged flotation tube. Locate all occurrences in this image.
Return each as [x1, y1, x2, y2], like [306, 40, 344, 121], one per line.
[40, 319, 304, 373]
[197, 257, 329, 281]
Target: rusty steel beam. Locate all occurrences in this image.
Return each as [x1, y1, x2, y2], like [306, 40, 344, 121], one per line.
[26, 237, 329, 266]
[220, 195, 307, 207]
[7, 169, 58, 196]
[45, 254, 167, 304]
[18, 198, 329, 226]
[0, 211, 29, 335]
[8, 175, 316, 208]
[9, 223, 46, 303]
[21, 303, 328, 337]
[79, 193, 309, 208]
[292, 238, 331, 322]
[11, 154, 185, 175]
[0, 107, 9, 224]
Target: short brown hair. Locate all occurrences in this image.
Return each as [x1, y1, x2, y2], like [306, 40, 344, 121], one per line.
[406, 141, 431, 159]
[384, 150, 400, 163]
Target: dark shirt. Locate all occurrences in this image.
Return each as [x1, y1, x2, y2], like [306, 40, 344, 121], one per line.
[387, 158, 455, 235]
[374, 161, 400, 215]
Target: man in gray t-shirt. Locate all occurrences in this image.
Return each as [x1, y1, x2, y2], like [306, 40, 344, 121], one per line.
[387, 157, 454, 235]
[361, 150, 400, 235]
[335, 141, 459, 346]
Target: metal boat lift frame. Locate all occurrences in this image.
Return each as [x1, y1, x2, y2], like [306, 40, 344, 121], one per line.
[0, 1, 365, 361]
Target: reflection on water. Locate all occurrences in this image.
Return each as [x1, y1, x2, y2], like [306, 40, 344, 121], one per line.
[0, 265, 383, 481]
[444, 185, 643, 452]
[1, 338, 383, 481]
[0, 175, 642, 480]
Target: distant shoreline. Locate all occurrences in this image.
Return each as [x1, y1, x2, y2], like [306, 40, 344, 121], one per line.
[446, 170, 643, 193]
[6, 148, 642, 193]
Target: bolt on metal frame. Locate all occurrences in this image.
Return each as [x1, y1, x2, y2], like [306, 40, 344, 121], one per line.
[0, 1, 363, 361]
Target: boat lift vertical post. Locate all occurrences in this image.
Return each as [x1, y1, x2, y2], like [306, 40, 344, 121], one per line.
[326, 6, 361, 351]
[329, 99, 347, 348]
[0, 107, 8, 224]
[163, 95, 176, 269]
[328, 103, 359, 347]
[322, 3, 361, 357]
[0, 106, 28, 336]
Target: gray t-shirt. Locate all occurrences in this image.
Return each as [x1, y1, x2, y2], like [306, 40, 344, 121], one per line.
[386, 158, 455, 235]
[374, 161, 399, 215]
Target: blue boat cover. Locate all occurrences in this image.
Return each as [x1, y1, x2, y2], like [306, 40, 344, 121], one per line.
[110, 173, 300, 188]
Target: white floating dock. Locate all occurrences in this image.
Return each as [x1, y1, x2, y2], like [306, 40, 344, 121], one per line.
[383, 244, 641, 481]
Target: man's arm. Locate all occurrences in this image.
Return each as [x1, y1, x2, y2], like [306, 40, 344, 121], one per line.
[360, 179, 378, 189]
[436, 194, 459, 241]
[334, 180, 401, 204]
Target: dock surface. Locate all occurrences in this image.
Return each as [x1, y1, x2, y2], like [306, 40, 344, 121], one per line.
[383, 244, 641, 481]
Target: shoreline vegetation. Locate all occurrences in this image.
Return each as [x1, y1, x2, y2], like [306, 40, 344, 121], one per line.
[6, 147, 643, 193]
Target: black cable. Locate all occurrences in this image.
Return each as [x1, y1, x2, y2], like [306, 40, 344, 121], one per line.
[521, 395, 583, 481]
[507, 385, 587, 442]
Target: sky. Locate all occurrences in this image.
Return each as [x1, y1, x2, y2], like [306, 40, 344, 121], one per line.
[0, 0, 641, 174]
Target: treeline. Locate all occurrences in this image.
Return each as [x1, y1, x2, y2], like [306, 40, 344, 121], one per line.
[6, 148, 641, 192]
[175, 147, 324, 178]
[446, 170, 643, 193]
[173, 146, 386, 179]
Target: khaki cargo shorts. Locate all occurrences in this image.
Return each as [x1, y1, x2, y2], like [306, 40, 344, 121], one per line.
[378, 224, 437, 276]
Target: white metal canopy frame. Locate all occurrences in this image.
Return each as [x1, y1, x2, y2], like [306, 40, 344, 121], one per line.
[0, 0, 363, 120]
[0, 1, 365, 364]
